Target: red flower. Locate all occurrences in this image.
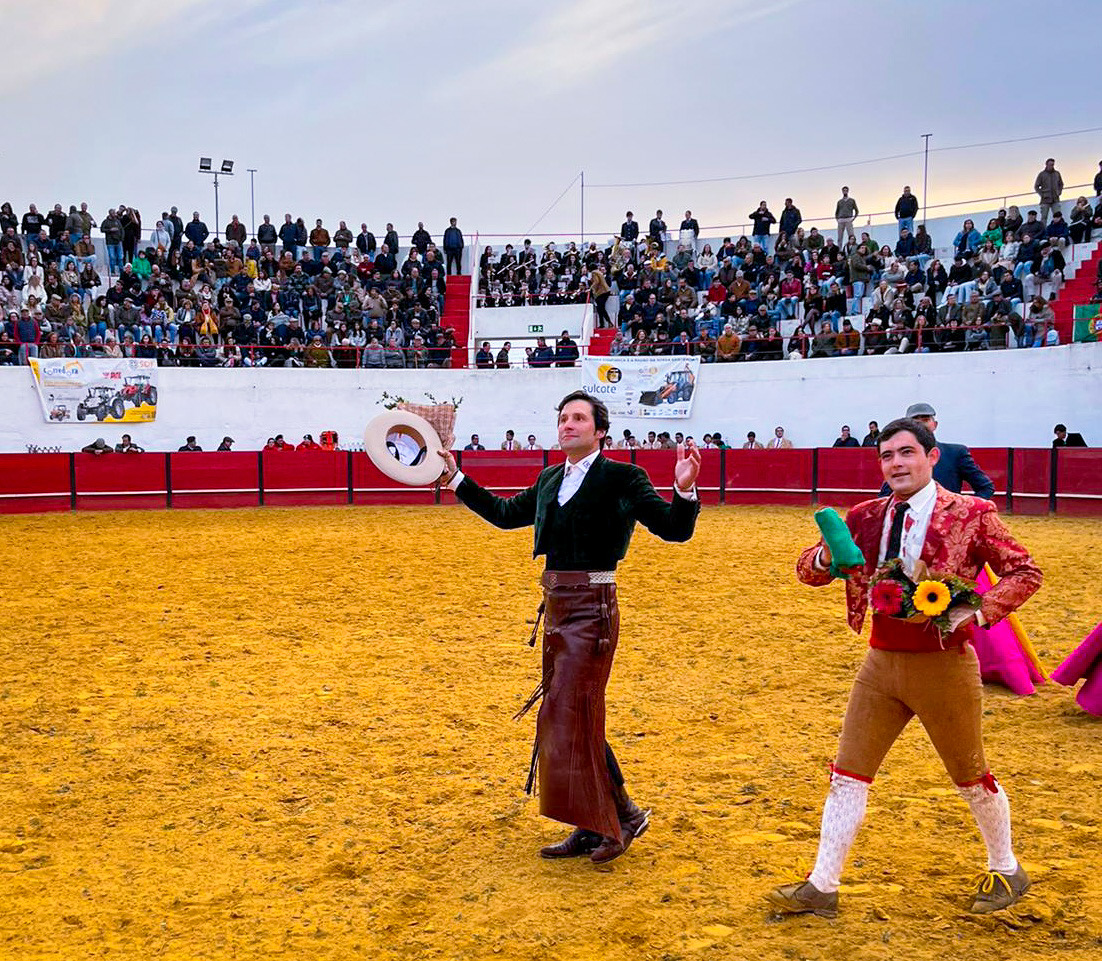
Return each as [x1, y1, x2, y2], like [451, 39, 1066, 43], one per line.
[871, 580, 904, 615]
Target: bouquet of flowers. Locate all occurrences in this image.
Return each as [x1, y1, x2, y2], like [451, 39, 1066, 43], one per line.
[868, 559, 982, 635]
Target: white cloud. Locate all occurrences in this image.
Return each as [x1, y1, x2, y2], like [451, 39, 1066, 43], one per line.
[436, 0, 802, 100]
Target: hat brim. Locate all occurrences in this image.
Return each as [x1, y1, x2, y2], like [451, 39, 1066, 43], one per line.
[364, 410, 446, 486]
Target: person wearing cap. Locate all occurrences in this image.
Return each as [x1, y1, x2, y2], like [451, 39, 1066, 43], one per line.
[769, 416, 1042, 919]
[217, 437, 234, 452]
[297, 434, 321, 450]
[438, 391, 700, 866]
[875, 404, 994, 499]
[81, 438, 112, 456]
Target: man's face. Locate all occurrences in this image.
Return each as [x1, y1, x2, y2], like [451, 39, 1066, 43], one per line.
[879, 431, 939, 498]
[557, 399, 602, 456]
[775, 428, 784, 439]
[841, 427, 850, 439]
[913, 415, 937, 433]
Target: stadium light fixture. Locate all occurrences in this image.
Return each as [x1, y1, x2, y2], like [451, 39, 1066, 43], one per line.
[197, 157, 236, 240]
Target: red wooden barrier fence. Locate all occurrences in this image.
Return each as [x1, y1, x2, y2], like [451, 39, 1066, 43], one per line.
[1, 448, 1098, 515]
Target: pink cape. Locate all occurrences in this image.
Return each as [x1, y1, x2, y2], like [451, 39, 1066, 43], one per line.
[970, 569, 1041, 696]
[1051, 622, 1102, 716]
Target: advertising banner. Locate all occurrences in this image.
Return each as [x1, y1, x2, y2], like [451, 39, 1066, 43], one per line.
[581, 355, 700, 419]
[28, 357, 159, 424]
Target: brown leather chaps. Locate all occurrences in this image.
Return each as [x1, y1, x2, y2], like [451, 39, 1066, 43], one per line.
[529, 574, 621, 841]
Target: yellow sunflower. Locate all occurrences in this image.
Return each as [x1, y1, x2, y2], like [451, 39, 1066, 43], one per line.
[913, 580, 951, 617]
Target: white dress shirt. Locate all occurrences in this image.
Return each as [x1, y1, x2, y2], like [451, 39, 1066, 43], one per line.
[879, 478, 937, 577]
[447, 448, 697, 502]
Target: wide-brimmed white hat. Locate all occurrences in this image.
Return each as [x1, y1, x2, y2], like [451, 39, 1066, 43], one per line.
[363, 409, 445, 486]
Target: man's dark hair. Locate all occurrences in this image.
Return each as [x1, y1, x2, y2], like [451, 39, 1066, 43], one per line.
[1054, 423, 1067, 433]
[877, 417, 936, 454]
[558, 390, 610, 434]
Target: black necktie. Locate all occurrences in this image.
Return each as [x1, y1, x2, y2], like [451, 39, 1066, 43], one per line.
[886, 503, 909, 560]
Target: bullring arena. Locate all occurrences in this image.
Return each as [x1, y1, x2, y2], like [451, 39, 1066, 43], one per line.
[5, 3, 1102, 950]
[1, 501, 1100, 960]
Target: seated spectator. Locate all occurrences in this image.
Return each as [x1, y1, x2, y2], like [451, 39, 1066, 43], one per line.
[464, 434, 485, 451]
[810, 320, 837, 358]
[742, 431, 763, 450]
[501, 429, 518, 451]
[297, 434, 321, 450]
[832, 425, 860, 448]
[178, 435, 203, 452]
[835, 318, 860, 356]
[82, 437, 112, 456]
[716, 323, 741, 361]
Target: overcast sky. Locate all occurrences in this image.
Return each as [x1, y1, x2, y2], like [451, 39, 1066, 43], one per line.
[3, 0, 1099, 243]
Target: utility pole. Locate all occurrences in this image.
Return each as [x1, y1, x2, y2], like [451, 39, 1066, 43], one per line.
[921, 133, 932, 225]
[580, 170, 585, 244]
[247, 168, 258, 240]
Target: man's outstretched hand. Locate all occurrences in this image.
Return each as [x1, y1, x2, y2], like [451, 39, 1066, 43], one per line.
[674, 440, 701, 492]
[437, 449, 458, 485]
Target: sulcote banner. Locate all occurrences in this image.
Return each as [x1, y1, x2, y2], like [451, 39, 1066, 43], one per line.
[581, 355, 700, 419]
[28, 357, 159, 424]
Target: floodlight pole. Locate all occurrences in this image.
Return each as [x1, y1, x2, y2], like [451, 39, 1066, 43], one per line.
[247, 168, 258, 240]
[921, 133, 932, 226]
[580, 170, 585, 244]
[212, 172, 221, 240]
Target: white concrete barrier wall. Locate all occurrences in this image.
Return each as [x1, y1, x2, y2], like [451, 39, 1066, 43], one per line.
[1, 344, 1098, 453]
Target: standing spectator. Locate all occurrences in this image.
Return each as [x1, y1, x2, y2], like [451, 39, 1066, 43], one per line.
[679, 210, 700, 256]
[495, 341, 511, 368]
[749, 201, 777, 253]
[766, 426, 794, 449]
[555, 330, 579, 367]
[21, 204, 45, 249]
[278, 214, 299, 259]
[257, 215, 278, 246]
[184, 212, 209, 248]
[101, 208, 124, 275]
[225, 215, 246, 247]
[411, 222, 432, 255]
[443, 217, 464, 275]
[1094, 160, 1102, 203]
[383, 223, 400, 257]
[475, 341, 494, 369]
[779, 198, 802, 242]
[832, 425, 860, 448]
[894, 186, 919, 236]
[620, 211, 639, 242]
[648, 209, 668, 248]
[835, 187, 858, 244]
[1033, 158, 1064, 223]
[357, 223, 377, 256]
[15, 306, 40, 364]
[590, 268, 612, 327]
[309, 219, 330, 260]
[861, 421, 880, 447]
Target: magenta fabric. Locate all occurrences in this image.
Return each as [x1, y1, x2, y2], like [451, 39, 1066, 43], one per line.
[1074, 664, 1102, 716]
[1051, 622, 1102, 686]
[970, 567, 1036, 696]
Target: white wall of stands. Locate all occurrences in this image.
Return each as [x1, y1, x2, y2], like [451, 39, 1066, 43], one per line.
[2, 344, 1098, 454]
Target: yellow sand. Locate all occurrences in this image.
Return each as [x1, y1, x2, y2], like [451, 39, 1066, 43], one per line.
[1, 506, 1099, 960]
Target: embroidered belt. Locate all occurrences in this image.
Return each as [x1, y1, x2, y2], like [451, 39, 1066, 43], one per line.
[540, 570, 616, 588]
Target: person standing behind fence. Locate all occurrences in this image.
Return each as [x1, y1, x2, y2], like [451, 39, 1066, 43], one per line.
[443, 217, 464, 275]
[894, 186, 919, 237]
[589, 268, 612, 328]
[835, 187, 858, 245]
[1034, 158, 1064, 224]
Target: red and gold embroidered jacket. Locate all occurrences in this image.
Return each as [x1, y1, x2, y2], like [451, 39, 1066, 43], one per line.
[796, 485, 1042, 634]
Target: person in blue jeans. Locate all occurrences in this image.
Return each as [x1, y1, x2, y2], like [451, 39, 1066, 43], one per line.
[894, 186, 919, 237]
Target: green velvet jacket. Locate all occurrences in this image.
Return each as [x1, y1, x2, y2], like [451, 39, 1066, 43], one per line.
[456, 454, 699, 570]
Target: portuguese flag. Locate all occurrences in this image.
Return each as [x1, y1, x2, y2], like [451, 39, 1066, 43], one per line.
[1073, 304, 1101, 342]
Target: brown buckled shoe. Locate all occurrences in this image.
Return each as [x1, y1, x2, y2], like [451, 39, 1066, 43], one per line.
[590, 807, 650, 864]
[765, 881, 839, 919]
[540, 828, 601, 859]
[969, 865, 1031, 914]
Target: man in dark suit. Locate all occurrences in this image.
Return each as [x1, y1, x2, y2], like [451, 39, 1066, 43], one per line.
[438, 391, 700, 865]
[880, 403, 994, 499]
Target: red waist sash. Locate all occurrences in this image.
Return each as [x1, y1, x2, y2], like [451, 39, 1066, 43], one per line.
[869, 612, 970, 652]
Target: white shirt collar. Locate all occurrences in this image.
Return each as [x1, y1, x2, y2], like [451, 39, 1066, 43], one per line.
[564, 449, 600, 476]
[893, 478, 937, 512]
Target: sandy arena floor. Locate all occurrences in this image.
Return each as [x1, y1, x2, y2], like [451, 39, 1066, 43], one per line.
[1, 505, 1100, 960]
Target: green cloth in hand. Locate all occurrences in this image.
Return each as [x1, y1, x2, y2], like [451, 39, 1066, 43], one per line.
[814, 507, 865, 579]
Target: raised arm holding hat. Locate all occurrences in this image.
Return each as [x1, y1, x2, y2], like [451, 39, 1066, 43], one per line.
[437, 390, 700, 865]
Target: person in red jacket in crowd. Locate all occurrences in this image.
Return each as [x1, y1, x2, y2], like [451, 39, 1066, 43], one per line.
[297, 433, 321, 450]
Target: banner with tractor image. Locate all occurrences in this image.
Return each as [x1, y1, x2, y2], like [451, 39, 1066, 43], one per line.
[28, 357, 159, 424]
[581, 355, 700, 419]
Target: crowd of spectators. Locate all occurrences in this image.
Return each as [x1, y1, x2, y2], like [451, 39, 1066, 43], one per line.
[0, 201, 467, 367]
[3, 157, 1100, 368]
